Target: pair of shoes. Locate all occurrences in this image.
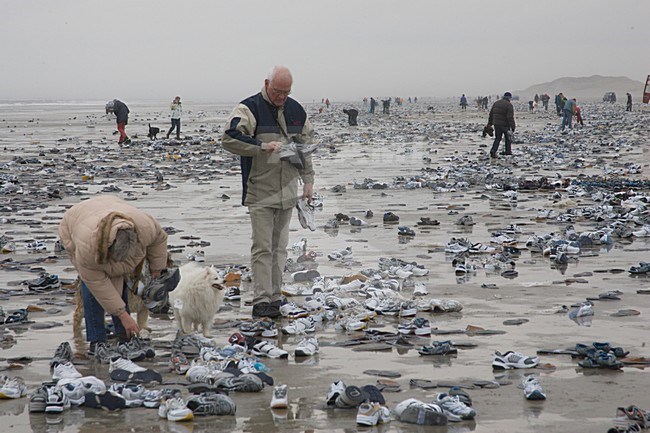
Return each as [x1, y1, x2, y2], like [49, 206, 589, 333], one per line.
[296, 199, 316, 231]
[188, 392, 236, 415]
[252, 302, 280, 319]
[29, 382, 56, 412]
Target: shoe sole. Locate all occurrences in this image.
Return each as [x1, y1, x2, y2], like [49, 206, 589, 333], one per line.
[29, 401, 46, 412]
[167, 411, 194, 422]
[400, 406, 448, 425]
[336, 386, 365, 408]
[525, 390, 546, 400]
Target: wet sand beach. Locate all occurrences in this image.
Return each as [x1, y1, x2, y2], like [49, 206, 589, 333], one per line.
[1, 100, 649, 433]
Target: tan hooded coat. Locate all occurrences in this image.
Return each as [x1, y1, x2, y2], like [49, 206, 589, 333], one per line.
[58, 195, 168, 315]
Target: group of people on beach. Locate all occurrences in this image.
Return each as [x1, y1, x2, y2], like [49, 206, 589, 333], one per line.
[106, 96, 183, 145]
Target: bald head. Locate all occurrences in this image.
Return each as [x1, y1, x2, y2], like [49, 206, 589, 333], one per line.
[265, 66, 293, 107]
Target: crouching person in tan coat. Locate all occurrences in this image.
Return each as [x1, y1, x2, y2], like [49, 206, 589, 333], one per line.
[58, 195, 168, 355]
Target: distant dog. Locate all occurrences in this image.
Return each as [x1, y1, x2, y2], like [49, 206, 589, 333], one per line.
[169, 263, 225, 337]
[147, 123, 160, 140]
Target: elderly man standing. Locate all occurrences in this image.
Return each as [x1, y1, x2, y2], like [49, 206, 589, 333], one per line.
[222, 66, 315, 319]
[58, 195, 168, 354]
[487, 92, 516, 158]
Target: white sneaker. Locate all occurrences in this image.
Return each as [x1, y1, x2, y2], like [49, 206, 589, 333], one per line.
[110, 383, 147, 407]
[251, 341, 289, 359]
[159, 396, 194, 422]
[0, 376, 28, 399]
[435, 393, 476, 421]
[187, 251, 205, 262]
[270, 384, 289, 408]
[282, 317, 316, 335]
[45, 386, 70, 413]
[413, 283, 429, 296]
[523, 376, 546, 400]
[52, 362, 82, 380]
[294, 337, 319, 357]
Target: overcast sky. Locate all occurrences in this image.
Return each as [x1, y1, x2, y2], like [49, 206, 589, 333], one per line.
[2, 0, 648, 103]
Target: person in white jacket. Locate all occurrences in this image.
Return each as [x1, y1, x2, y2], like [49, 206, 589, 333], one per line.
[167, 96, 182, 139]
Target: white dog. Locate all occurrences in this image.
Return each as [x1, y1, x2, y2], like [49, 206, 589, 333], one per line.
[169, 263, 225, 337]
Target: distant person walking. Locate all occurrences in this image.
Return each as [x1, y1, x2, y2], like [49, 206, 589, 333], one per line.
[487, 92, 516, 158]
[554, 93, 565, 116]
[167, 96, 182, 139]
[343, 108, 359, 126]
[325, 98, 331, 109]
[460, 94, 468, 110]
[561, 97, 576, 131]
[106, 99, 130, 144]
[382, 98, 390, 114]
[542, 94, 550, 111]
[626, 93, 633, 111]
[369, 97, 377, 114]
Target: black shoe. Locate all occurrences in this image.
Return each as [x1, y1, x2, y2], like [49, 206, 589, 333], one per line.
[252, 302, 280, 319]
[489, 152, 497, 158]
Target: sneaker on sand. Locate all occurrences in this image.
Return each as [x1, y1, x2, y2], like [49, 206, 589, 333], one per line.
[50, 341, 73, 368]
[213, 374, 264, 393]
[109, 357, 163, 384]
[418, 340, 457, 356]
[52, 361, 82, 381]
[270, 384, 289, 409]
[93, 341, 121, 363]
[187, 392, 236, 416]
[59, 380, 88, 406]
[45, 386, 70, 414]
[492, 350, 540, 369]
[396, 399, 447, 426]
[523, 376, 546, 400]
[0, 376, 28, 399]
[251, 340, 289, 359]
[57, 376, 106, 402]
[29, 383, 55, 412]
[435, 393, 476, 421]
[326, 380, 346, 406]
[335, 385, 366, 408]
[84, 390, 127, 411]
[143, 388, 182, 409]
[109, 383, 147, 407]
[398, 317, 431, 335]
[158, 396, 194, 422]
[282, 317, 316, 335]
[241, 320, 278, 338]
[356, 401, 391, 426]
[296, 198, 316, 231]
[295, 337, 319, 357]
[169, 351, 191, 374]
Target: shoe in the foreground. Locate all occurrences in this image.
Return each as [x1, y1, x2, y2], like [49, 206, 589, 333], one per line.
[45, 386, 71, 413]
[84, 390, 127, 411]
[29, 383, 56, 412]
[356, 401, 391, 426]
[187, 392, 236, 416]
[523, 376, 546, 400]
[326, 380, 346, 406]
[0, 376, 28, 399]
[435, 393, 476, 421]
[295, 337, 319, 357]
[270, 384, 289, 409]
[158, 396, 194, 421]
[492, 350, 539, 369]
[51, 361, 82, 381]
[396, 399, 447, 426]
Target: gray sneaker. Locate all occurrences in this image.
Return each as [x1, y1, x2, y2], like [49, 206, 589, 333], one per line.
[93, 341, 121, 364]
[296, 198, 316, 231]
[187, 393, 236, 416]
[50, 341, 73, 368]
[399, 401, 447, 425]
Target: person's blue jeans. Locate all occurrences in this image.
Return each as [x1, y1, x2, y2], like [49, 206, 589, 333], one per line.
[561, 109, 573, 130]
[81, 281, 129, 343]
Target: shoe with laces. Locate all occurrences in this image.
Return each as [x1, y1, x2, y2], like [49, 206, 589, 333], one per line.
[45, 386, 70, 413]
[356, 401, 391, 426]
[326, 380, 346, 406]
[435, 393, 476, 421]
[92, 341, 121, 363]
[109, 357, 163, 384]
[185, 364, 218, 384]
[158, 396, 194, 421]
[295, 337, 319, 357]
[448, 386, 472, 407]
[58, 381, 87, 406]
[240, 320, 278, 337]
[214, 374, 264, 392]
[116, 339, 147, 362]
[224, 286, 241, 300]
[251, 340, 289, 359]
[492, 350, 539, 369]
[0, 376, 28, 399]
[50, 341, 73, 368]
[52, 361, 82, 381]
[398, 317, 431, 335]
[187, 392, 237, 415]
[523, 376, 546, 400]
[270, 384, 289, 408]
[282, 317, 316, 335]
[170, 351, 191, 374]
[29, 382, 56, 412]
[296, 198, 316, 231]
[397, 400, 447, 425]
[143, 388, 182, 409]
[279, 302, 309, 320]
[418, 340, 457, 356]
[109, 383, 147, 407]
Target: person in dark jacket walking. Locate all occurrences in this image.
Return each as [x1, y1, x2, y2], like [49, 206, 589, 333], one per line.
[106, 99, 131, 144]
[626, 93, 633, 111]
[487, 92, 516, 158]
